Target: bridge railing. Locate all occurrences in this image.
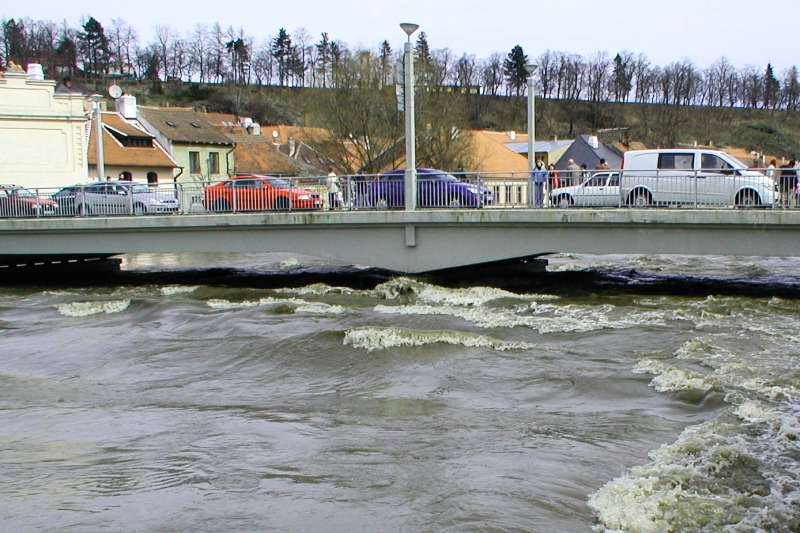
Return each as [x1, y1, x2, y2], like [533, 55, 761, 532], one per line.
[0, 168, 796, 219]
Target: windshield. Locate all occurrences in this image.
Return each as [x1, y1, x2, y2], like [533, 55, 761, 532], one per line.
[12, 188, 37, 198]
[266, 178, 290, 189]
[129, 185, 152, 193]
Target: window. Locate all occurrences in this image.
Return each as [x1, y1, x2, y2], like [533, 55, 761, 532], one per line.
[189, 151, 201, 174]
[658, 153, 694, 170]
[701, 154, 735, 174]
[209, 152, 220, 175]
[147, 172, 158, 186]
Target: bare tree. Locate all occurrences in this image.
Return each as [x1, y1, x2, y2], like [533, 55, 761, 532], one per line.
[480, 52, 503, 96]
[108, 18, 138, 78]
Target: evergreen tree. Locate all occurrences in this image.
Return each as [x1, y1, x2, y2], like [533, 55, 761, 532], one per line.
[611, 53, 632, 103]
[763, 63, 780, 109]
[315, 32, 330, 87]
[379, 40, 392, 86]
[77, 17, 109, 78]
[272, 28, 292, 86]
[2, 19, 28, 65]
[503, 44, 528, 96]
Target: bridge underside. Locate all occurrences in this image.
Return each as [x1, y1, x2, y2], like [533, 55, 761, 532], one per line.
[1, 209, 799, 274]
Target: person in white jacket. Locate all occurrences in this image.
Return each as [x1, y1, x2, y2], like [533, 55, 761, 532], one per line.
[326, 167, 340, 210]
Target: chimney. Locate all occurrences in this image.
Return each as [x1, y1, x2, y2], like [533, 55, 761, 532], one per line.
[115, 95, 138, 119]
[588, 135, 599, 149]
[505, 131, 516, 141]
[251, 123, 261, 136]
[26, 63, 44, 80]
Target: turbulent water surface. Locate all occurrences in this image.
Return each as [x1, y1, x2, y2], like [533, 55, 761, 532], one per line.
[1, 253, 799, 532]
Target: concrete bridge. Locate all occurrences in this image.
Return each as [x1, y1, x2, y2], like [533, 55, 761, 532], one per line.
[1, 208, 800, 274]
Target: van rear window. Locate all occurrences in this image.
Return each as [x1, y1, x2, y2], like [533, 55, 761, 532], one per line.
[658, 153, 694, 170]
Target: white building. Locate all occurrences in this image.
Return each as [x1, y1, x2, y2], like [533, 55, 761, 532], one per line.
[0, 63, 90, 188]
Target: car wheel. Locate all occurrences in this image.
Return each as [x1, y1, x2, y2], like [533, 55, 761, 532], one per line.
[557, 195, 572, 208]
[133, 202, 147, 215]
[375, 196, 389, 209]
[736, 190, 761, 207]
[628, 189, 652, 207]
[448, 195, 463, 208]
[273, 196, 290, 210]
[213, 199, 231, 212]
[77, 203, 91, 216]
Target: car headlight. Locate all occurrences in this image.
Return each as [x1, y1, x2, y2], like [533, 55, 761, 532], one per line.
[298, 194, 311, 200]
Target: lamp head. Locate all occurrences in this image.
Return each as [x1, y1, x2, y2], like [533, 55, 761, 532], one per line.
[524, 63, 538, 75]
[400, 23, 420, 39]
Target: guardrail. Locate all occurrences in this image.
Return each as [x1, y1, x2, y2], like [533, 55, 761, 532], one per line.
[0, 168, 797, 220]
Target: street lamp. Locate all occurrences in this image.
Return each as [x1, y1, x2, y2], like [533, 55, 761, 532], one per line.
[91, 94, 105, 181]
[400, 23, 419, 211]
[524, 63, 538, 206]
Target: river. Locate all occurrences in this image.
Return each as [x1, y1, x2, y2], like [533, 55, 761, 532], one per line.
[1, 253, 798, 532]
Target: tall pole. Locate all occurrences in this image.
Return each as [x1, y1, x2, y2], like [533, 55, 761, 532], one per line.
[524, 64, 538, 206]
[91, 94, 105, 181]
[401, 23, 419, 212]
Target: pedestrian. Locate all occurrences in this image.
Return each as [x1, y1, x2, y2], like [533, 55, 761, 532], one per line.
[548, 164, 560, 189]
[766, 159, 777, 179]
[580, 164, 589, 179]
[779, 160, 796, 207]
[530, 160, 547, 207]
[326, 167, 340, 210]
[566, 159, 581, 186]
[595, 158, 610, 170]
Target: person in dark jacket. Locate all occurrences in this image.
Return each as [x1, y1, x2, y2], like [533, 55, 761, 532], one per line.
[779, 160, 797, 207]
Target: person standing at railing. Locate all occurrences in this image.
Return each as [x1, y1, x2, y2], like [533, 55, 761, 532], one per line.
[595, 158, 610, 170]
[548, 164, 560, 189]
[353, 174, 370, 209]
[326, 167, 340, 210]
[566, 159, 581, 187]
[530, 160, 547, 207]
[766, 159, 777, 179]
[779, 160, 796, 207]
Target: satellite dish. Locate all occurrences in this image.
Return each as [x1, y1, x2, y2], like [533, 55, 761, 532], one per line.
[272, 130, 279, 138]
[108, 85, 123, 99]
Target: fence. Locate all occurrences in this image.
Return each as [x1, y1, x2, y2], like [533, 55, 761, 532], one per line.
[0, 168, 796, 219]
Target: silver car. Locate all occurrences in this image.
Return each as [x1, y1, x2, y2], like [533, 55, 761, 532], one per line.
[74, 181, 180, 215]
[550, 172, 620, 207]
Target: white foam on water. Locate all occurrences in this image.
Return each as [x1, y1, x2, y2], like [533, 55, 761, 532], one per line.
[206, 297, 344, 315]
[274, 284, 359, 296]
[589, 416, 800, 532]
[370, 277, 558, 305]
[56, 300, 131, 317]
[343, 326, 547, 352]
[633, 359, 713, 393]
[277, 258, 301, 269]
[159, 285, 199, 296]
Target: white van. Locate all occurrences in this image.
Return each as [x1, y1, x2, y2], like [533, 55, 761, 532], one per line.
[620, 149, 779, 207]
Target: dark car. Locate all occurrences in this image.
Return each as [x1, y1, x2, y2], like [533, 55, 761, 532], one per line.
[368, 168, 493, 209]
[0, 184, 59, 217]
[52, 185, 83, 216]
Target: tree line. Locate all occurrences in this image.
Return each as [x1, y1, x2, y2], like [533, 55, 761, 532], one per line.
[3, 16, 800, 112]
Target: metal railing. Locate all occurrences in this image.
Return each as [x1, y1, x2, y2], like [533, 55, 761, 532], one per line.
[1, 168, 797, 220]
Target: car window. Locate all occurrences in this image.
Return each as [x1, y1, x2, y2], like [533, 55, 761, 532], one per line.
[266, 178, 290, 189]
[586, 176, 606, 187]
[701, 154, 735, 173]
[658, 153, 694, 170]
[608, 175, 619, 186]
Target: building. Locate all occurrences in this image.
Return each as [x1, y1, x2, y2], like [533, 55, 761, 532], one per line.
[554, 135, 622, 171]
[87, 110, 178, 184]
[136, 105, 234, 184]
[0, 63, 89, 188]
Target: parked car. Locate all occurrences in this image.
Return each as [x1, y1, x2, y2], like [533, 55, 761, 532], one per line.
[620, 149, 779, 207]
[368, 168, 493, 209]
[74, 180, 180, 215]
[550, 172, 620, 207]
[0, 184, 59, 217]
[51, 185, 83, 216]
[203, 175, 323, 212]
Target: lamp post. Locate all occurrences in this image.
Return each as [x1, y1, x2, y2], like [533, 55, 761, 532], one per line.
[524, 63, 538, 206]
[91, 94, 105, 181]
[400, 23, 419, 211]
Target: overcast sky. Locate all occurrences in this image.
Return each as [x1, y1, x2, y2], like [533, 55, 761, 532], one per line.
[9, 0, 800, 71]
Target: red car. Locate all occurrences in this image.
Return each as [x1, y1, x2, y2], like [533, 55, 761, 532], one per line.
[0, 185, 59, 217]
[204, 175, 323, 212]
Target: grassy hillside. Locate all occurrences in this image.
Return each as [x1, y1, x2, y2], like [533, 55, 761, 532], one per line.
[90, 79, 800, 161]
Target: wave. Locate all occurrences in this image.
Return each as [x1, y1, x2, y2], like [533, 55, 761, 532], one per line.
[56, 300, 131, 317]
[343, 326, 550, 352]
[206, 297, 345, 315]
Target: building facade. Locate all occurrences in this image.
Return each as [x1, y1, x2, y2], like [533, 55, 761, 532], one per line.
[0, 63, 89, 188]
